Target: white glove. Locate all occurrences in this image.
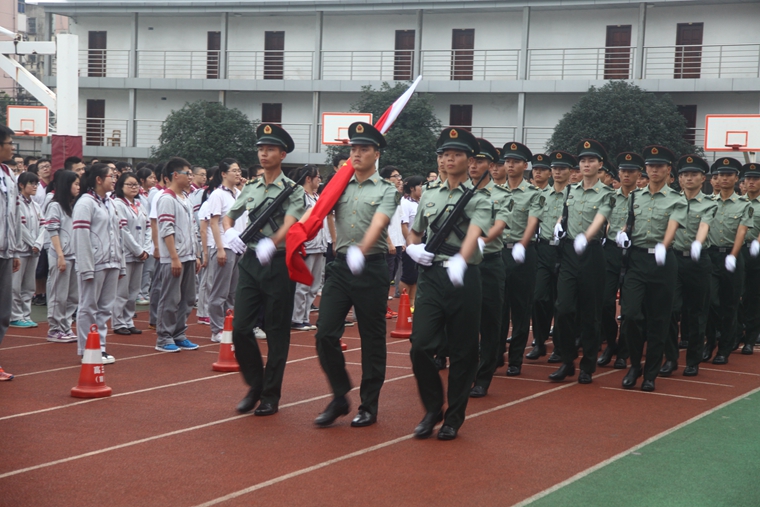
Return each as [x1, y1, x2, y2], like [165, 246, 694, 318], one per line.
[477, 237, 485, 254]
[690, 241, 702, 262]
[407, 243, 434, 266]
[573, 234, 588, 255]
[223, 228, 247, 255]
[654, 243, 667, 266]
[447, 253, 467, 287]
[255, 237, 277, 265]
[751, 240, 760, 258]
[346, 245, 365, 275]
[616, 231, 631, 249]
[553, 223, 566, 241]
[725, 254, 737, 273]
[512, 243, 526, 264]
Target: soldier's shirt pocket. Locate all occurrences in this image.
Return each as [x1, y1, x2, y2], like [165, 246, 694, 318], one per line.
[361, 199, 380, 214]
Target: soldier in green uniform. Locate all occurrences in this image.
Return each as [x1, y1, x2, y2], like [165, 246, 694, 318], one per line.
[531, 153, 551, 191]
[704, 157, 751, 365]
[548, 140, 614, 384]
[223, 124, 305, 415]
[528, 151, 574, 361]
[312, 122, 399, 428]
[740, 163, 760, 353]
[470, 138, 510, 398]
[407, 127, 491, 440]
[497, 142, 541, 376]
[619, 145, 687, 391]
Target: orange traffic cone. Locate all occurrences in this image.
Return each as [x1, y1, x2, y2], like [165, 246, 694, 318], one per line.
[390, 289, 412, 339]
[71, 325, 112, 398]
[213, 310, 240, 372]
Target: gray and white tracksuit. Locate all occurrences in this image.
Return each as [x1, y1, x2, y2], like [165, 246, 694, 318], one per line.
[0, 165, 20, 346]
[113, 197, 151, 330]
[292, 191, 327, 324]
[45, 201, 79, 337]
[12, 195, 45, 322]
[73, 192, 126, 355]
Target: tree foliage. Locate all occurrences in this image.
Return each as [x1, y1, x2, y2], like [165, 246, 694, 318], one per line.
[327, 82, 442, 176]
[151, 100, 258, 167]
[547, 81, 700, 159]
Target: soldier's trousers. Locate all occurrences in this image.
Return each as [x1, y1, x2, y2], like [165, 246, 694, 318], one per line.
[555, 240, 605, 373]
[532, 241, 558, 351]
[410, 264, 481, 430]
[667, 251, 711, 368]
[234, 252, 295, 406]
[601, 241, 628, 359]
[742, 244, 760, 345]
[315, 255, 388, 416]
[706, 248, 745, 358]
[621, 248, 677, 381]
[500, 244, 537, 367]
[473, 253, 506, 390]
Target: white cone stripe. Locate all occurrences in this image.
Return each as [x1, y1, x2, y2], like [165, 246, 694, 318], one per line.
[221, 329, 233, 344]
[82, 348, 103, 365]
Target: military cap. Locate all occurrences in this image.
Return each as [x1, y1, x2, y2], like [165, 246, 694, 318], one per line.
[437, 127, 479, 156]
[602, 157, 618, 180]
[676, 154, 709, 174]
[475, 138, 499, 162]
[532, 153, 551, 170]
[640, 171, 649, 179]
[500, 141, 533, 162]
[576, 139, 607, 161]
[710, 156, 742, 175]
[494, 147, 503, 162]
[256, 123, 295, 153]
[616, 152, 645, 171]
[549, 150, 576, 168]
[741, 162, 760, 179]
[348, 122, 387, 149]
[642, 145, 675, 165]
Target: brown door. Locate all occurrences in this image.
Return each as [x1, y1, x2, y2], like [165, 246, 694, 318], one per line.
[449, 105, 472, 130]
[451, 29, 474, 81]
[261, 103, 282, 125]
[86, 99, 105, 146]
[88, 31, 107, 77]
[675, 23, 703, 79]
[207, 31, 221, 79]
[394, 30, 415, 80]
[604, 25, 631, 79]
[264, 31, 285, 80]
[677, 105, 698, 145]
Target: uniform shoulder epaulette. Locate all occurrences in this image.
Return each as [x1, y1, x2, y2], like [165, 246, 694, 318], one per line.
[476, 186, 492, 198]
[426, 180, 442, 190]
[739, 194, 749, 201]
[528, 184, 538, 191]
[379, 178, 394, 187]
[490, 184, 510, 195]
[245, 178, 258, 186]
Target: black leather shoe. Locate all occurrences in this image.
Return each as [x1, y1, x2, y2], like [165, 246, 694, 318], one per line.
[506, 365, 521, 376]
[469, 385, 487, 398]
[683, 365, 699, 376]
[253, 402, 278, 416]
[678, 340, 689, 349]
[314, 396, 349, 427]
[350, 409, 377, 427]
[742, 343, 754, 355]
[437, 425, 458, 441]
[702, 349, 713, 363]
[547, 352, 562, 364]
[236, 388, 261, 414]
[525, 345, 546, 360]
[613, 358, 627, 369]
[712, 355, 728, 365]
[128, 327, 142, 335]
[114, 328, 131, 335]
[659, 360, 677, 377]
[414, 411, 443, 439]
[622, 368, 641, 389]
[578, 370, 592, 384]
[549, 363, 575, 382]
[434, 356, 447, 371]
[641, 379, 655, 392]
[597, 347, 614, 367]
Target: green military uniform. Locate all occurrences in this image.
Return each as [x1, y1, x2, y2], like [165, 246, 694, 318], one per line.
[705, 157, 752, 363]
[665, 155, 717, 375]
[314, 122, 398, 421]
[553, 140, 614, 380]
[740, 162, 760, 353]
[227, 123, 305, 410]
[620, 145, 688, 389]
[498, 142, 542, 375]
[410, 127, 492, 435]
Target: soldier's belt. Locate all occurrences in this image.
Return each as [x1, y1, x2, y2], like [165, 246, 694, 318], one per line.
[483, 252, 502, 261]
[505, 242, 537, 249]
[707, 246, 731, 253]
[673, 249, 691, 257]
[630, 246, 664, 254]
[336, 252, 386, 262]
[537, 238, 560, 246]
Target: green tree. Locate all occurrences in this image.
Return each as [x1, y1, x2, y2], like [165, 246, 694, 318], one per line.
[327, 82, 442, 176]
[547, 81, 700, 159]
[151, 100, 258, 167]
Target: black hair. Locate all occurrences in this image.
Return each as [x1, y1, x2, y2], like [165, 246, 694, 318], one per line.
[192, 165, 207, 174]
[427, 170, 438, 176]
[115, 161, 132, 172]
[52, 170, 80, 217]
[239, 167, 250, 179]
[3, 159, 15, 166]
[135, 167, 155, 187]
[0, 125, 13, 144]
[380, 166, 400, 179]
[164, 157, 191, 181]
[202, 158, 237, 203]
[23, 155, 37, 166]
[332, 151, 350, 169]
[63, 156, 83, 170]
[27, 163, 37, 174]
[46, 167, 67, 194]
[17, 171, 39, 190]
[81, 163, 111, 195]
[403, 175, 425, 194]
[154, 161, 167, 183]
[295, 165, 319, 186]
[114, 172, 139, 199]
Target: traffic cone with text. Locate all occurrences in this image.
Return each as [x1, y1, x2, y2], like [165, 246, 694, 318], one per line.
[71, 325, 112, 398]
[213, 310, 240, 372]
[390, 289, 412, 339]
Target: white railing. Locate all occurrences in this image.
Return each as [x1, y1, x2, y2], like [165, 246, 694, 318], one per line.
[421, 49, 519, 80]
[137, 50, 221, 79]
[321, 51, 413, 80]
[135, 119, 164, 148]
[643, 44, 760, 79]
[522, 127, 555, 154]
[227, 51, 314, 80]
[447, 126, 518, 146]
[52, 50, 131, 78]
[279, 123, 312, 151]
[527, 47, 635, 80]
[79, 118, 129, 147]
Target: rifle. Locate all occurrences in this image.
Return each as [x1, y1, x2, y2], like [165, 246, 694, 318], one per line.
[555, 185, 572, 274]
[425, 171, 490, 256]
[239, 170, 308, 246]
[619, 190, 636, 285]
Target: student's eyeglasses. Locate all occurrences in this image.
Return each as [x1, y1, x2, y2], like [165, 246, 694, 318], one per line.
[176, 171, 192, 176]
[124, 183, 140, 187]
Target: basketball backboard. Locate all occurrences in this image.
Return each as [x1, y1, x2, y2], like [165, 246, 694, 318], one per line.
[704, 114, 760, 152]
[7, 105, 49, 137]
[322, 112, 373, 145]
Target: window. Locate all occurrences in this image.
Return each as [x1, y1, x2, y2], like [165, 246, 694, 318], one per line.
[207, 31, 221, 79]
[264, 31, 285, 80]
[677, 105, 698, 145]
[86, 99, 106, 146]
[18, 0, 25, 14]
[262, 103, 282, 125]
[27, 17, 36, 35]
[87, 31, 107, 78]
[394, 30, 415, 81]
[675, 23, 703, 79]
[451, 29, 474, 81]
[449, 105, 472, 130]
[604, 25, 631, 79]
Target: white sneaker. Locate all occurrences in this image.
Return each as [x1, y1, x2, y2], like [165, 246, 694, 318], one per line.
[254, 327, 266, 340]
[102, 352, 116, 364]
[211, 332, 222, 343]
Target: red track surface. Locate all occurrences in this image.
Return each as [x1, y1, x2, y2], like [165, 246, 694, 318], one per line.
[2, 296, 760, 506]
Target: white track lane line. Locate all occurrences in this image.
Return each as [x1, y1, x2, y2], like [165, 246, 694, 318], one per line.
[0, 342, 53, 350]
[600, 387, 707, 401]
[658, 377, 734, 388]
[699, 367, 760, 377]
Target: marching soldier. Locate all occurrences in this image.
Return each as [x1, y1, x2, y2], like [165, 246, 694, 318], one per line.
[740, 163, 760, 353]
[531, 154, 551, 190]
[406, 127, 491, 440]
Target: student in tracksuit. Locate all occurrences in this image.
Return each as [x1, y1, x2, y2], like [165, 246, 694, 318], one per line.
[155, 157, 201, 353]
[11, 172, 45, 328]
[148, 164, 168, 329]
[45, 170, 80, 343]
[112, 173, 151, 335]
[136, 165, 157, 304]
[73, 164, 126, 364]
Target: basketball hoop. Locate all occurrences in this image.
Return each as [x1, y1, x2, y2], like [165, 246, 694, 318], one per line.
[726, 144, 743, 151]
